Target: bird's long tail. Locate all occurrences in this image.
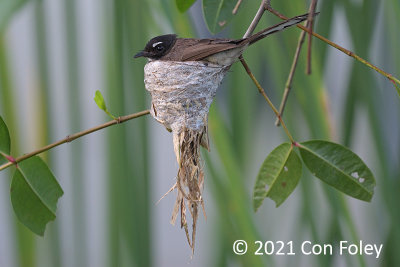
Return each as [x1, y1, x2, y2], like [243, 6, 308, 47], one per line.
[247, 12, 318, 45]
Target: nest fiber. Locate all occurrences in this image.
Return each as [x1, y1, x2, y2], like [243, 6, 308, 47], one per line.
[144, 61, 228, 132]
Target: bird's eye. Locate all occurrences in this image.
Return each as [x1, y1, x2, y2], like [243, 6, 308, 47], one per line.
[156, 45, 164, 52]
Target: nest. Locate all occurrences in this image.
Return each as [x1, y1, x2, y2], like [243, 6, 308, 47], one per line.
[144, 60, 228, 253]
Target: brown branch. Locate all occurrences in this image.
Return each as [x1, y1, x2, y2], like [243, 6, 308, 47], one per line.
[266, 6, 400, 88]
[0, 109, 150, 171]
[275, 24, 308, 126]
[275, 1, 318, 126]
[243, 0, 268, 38]
[239, 56, 295, 144]
[232, 0, 243, 15]
[306, 0, 318, 75]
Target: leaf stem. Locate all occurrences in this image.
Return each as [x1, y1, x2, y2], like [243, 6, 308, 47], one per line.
[239, 56, 295, 144]
[0, 110, 150, 172]
[105, 110, 117, 120]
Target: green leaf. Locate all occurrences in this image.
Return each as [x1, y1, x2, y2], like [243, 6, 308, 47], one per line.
[253, 143, 302, 210]
[10, 156, 64, 236]
[176, 0, 197, 12]
[202, 0, 238, 34]
[0, 116, 11, 165]
[299, 140, 375, 202]
[94, 90, 107, 111]
[94, 90, 116, 119]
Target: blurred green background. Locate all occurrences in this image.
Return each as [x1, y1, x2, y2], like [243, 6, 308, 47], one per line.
[0, 0, 399, 266]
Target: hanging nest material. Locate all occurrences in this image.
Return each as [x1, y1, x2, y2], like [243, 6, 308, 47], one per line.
[144, 60, 228, 253]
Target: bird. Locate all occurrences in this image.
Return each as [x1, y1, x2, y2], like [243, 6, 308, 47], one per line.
[134, 12, 316, 66]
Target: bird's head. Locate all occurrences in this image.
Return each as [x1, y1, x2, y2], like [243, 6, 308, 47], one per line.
[134, 34, 177, 59]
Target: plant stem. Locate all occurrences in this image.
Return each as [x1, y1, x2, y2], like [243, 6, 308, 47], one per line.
[232, 0, 243, 15]
[0, 110, 150, 171]
[306, 0, 318, 75]
[275, 22, 308, 126]
[239, 56, 295, 143]
[243, 0, 268, 38]
[267, 7, 400, 89]
[392, 80, 400, 98]
[275, 1, 321, 126]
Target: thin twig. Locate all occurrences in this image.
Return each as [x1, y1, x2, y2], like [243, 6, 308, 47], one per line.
[266, 6, 400, 88]
[306, 0, 318, 75]
[0, 109, 150, 171]
[392, 79, 400, 97]
[243, 0, 268, 38]
[275, 1, 317, 126]
[265, 0, 271, 9]
[275, 24, 308, 126]
[239, 56, 295, 144]
[232, 0, 243, 15]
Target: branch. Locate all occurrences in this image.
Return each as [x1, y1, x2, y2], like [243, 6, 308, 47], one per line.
[266, 7, 400, 89]
[239, 56, 295, 144]
[243, 0, 400, 117]
[275, 1, 318, 126]
[275, 25, 308, 126]
[306, 0, 318, 75]
[232, 0, 243, 15]
[0, 110, 150, 171]
[238, 1, 296, 142]
[243, 0, 268, 38]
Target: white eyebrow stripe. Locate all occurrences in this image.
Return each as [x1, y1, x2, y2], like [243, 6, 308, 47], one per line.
[152, 41, 163, 47]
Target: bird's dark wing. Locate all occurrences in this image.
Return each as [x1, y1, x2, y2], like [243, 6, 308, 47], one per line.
[179, 38, 244, 62]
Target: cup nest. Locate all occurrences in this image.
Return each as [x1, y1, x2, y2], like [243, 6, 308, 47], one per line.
[144, 60, 228, 253]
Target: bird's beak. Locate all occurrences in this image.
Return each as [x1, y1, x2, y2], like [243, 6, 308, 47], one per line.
[134, 51, 150, 58]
